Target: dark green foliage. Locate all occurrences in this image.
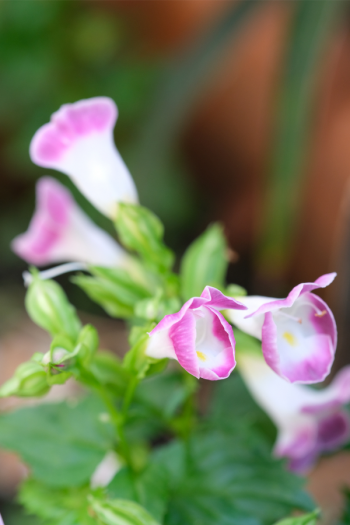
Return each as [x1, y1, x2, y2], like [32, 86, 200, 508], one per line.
[0, 396, 115, 487]
[108, 425, 313, 525]
[180, 223, 228, 301]
[337, 490, 350, 525]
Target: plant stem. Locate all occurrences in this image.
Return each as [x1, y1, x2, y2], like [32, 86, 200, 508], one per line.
[97, 386, 132, 469]
[122, 376, 139, 418]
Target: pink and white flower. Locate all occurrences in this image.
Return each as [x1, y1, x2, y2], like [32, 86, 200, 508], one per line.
[12, 177, 127, 267]
[146, 287, 247, 380]
[227, 274, 337, 384]
[30, 97, 138, 219]
[238, 352, 350, 473]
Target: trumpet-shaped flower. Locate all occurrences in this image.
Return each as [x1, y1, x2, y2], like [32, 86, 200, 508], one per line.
[238, 352, 350, 472]
[30, 97, 138, 218]
[146, 287, 247, 380]
[12, 177, 127, 267]
[227, 274, 337, 384]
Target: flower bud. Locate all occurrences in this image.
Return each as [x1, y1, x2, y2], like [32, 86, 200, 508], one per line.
[25, 273, 81, 342]
[115, 203, 173, 271]
[0, 360, 49, 398]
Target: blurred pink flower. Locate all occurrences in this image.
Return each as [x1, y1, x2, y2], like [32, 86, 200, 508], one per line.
[238, 352, 350, 473]
[228, 273, 337, 384]
[12, 177, 127, 267]
[30, 97, 138, 219]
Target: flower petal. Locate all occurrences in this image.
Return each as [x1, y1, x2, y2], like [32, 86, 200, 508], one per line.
[30, 97, 138, 218]
[262, 293, 336, 383]
[12, 177, 126, 267]
[245, 273, 337, 319]
[195, 307, 236, 380]
[238, 352, 350, 473]
[226, 295, 270, 339]
[316, 411, 350, 451]
[200, 286, 247, 311]
[169, 310, 199, 378]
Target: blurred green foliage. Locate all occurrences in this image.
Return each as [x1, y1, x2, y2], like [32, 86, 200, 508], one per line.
[0, 1, 162, 280]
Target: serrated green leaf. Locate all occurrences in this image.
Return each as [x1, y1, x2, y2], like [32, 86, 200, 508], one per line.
[180, 223, 228, 301]
[26, 276, 81, 342]
[0, 396, 115, 487]
[115, 203, 174, 272]
[274, 509, 320, 525]
[90, 497, 161, 525]
[110, 416, 312, 525]
[19, 478, 98, 525]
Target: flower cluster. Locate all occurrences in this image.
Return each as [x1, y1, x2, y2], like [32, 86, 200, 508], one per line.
[11, 96, 349, 473]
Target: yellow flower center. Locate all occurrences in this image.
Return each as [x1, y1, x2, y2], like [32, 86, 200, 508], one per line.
[283, 332, 298, 346]
[196, 351, 207, 361]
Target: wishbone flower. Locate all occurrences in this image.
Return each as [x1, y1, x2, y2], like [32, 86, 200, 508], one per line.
[146, 287, 247, 380]
[227, 273, 337, 384]
[238, 352, 350, 473]
[30, 97, 138, 218]
[12, 177, 127, 267]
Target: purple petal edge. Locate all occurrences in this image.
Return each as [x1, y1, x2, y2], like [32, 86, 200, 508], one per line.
[245, 273, 337, 319]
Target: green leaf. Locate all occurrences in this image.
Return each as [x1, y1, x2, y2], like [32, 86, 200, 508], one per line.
[108, 462, 169, 524]
[235, 328, 263, 358]
[274, 510, 320, 525]
[19, 478, 98, 525]
[110, 421, 312, 525]
[180, 223, 228, 301]
[90, 266, 152, 303]
[115, 203, 174, 272]
[134, 370, 196, 422]
[72, 275, 135, 319]
[209, 371, 276, 443]
[0, 395, 115, 487]
[26, 275, 81, 342]
[90, 497, 161, 525]
[89, 351, 131, 396]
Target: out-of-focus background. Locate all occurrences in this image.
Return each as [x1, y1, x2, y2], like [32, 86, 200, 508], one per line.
[2, 0, 350, 522]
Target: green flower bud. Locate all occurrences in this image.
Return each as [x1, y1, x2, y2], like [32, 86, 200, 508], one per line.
[115, 203, 174, 272]
[0, 360, 49, 398]
[76, 324, 99, 366]
[25, 273, 81, 342]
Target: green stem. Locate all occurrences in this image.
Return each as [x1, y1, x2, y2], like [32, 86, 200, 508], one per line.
[122, 375, 139, 419]
[96, 386, 132, 469]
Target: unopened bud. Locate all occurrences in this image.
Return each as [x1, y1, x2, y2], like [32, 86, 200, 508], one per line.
[25, 273, 81, 342]
[0, 360, 49, 398]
